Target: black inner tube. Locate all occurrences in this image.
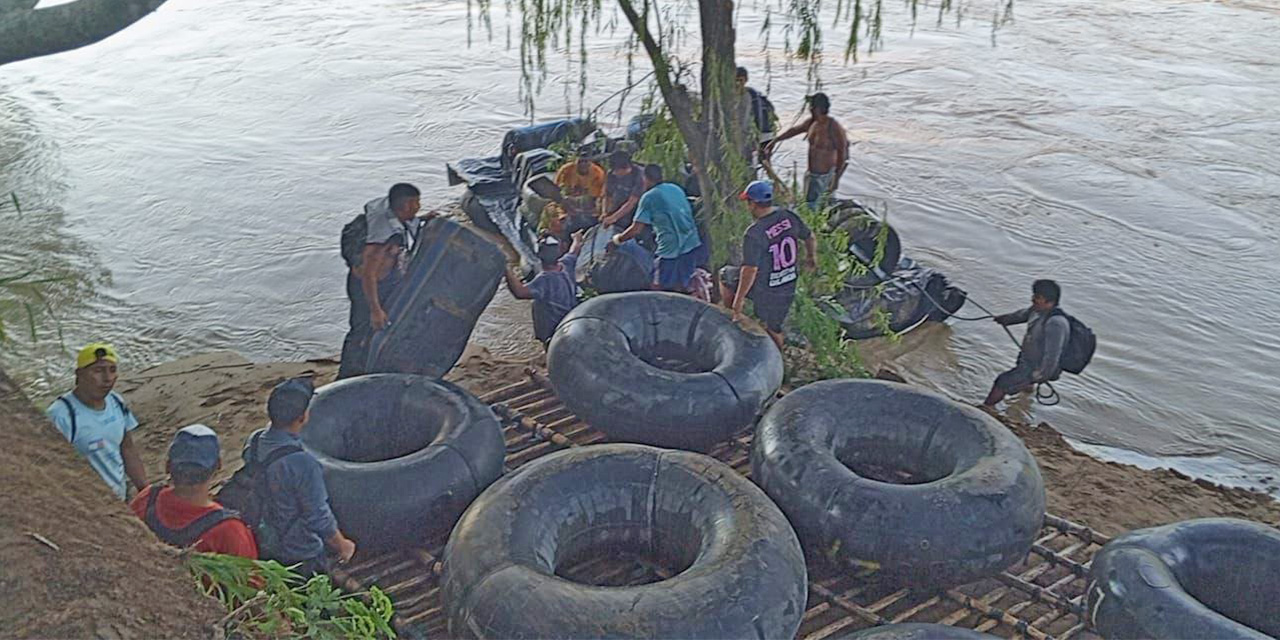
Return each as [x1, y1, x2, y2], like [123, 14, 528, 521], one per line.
[305, 382, 455, 463]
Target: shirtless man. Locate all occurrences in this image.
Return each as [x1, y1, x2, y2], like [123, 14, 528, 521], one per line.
[766, 92, 849, 209]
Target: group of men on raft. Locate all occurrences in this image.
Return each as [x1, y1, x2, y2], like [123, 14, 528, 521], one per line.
[43, 66, 1074, 571]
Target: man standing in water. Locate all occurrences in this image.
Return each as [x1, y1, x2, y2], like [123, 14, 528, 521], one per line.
[982, 280, 1071, 410]
[339, 182, 423, 379]
[46, 343, 147, 500]
[766, 92, 849, 209]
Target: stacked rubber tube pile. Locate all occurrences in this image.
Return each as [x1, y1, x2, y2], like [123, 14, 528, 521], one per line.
[306, 291, 1279, 639]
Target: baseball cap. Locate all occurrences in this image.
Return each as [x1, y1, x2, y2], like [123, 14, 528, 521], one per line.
[267, 376, 315, 426]
[739, 180, 774, 204]
[167, 424, 221, 470]
[537, 236, 563, 265]
[75, 343, 119, 370]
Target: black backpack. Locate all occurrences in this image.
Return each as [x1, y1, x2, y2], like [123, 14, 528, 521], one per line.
[144, 484, 241, 549]
[1053, 309, 1096, 375]
[215, 431, 303, 556]
[340, 213, 368, 268]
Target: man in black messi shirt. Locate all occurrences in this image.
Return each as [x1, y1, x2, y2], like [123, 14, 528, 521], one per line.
[719, 180, 817, 350]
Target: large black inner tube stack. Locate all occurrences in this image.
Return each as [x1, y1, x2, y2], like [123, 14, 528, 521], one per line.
[547, 292, 784, 451]
[302, 374, 505, 552]
[441, 444, 808, 639]
[1087, 518, 1280, 639]
[751, 379, 1046, 586]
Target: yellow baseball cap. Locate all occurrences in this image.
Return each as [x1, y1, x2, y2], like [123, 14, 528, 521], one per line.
[75, 343, 119, 370]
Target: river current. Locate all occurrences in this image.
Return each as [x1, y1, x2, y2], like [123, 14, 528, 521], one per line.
[2, 0, 1277, 490]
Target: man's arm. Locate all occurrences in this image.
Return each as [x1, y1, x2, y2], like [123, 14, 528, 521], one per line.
[770, 117, 813, 147]
[1034, 316, 1070, 379]
[295, 459, 353, 561]
[833, 122, 849, 184]
[612, 221, 649, 245]
[120, 432, 147, 493]
[568, 230, 585, 256]
[804, 234, 819, 272]
[994, 307, 1032, 326]
[603, 194, 639, 227]
[359, 245, 389, 331]
[731, 266, 760, 321]
[503, 267, 534, 300]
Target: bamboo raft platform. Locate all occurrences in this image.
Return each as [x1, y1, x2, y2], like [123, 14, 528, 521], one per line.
[330, 369, 1107, 640]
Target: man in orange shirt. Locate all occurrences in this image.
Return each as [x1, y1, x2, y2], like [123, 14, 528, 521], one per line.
[131, 425, 258, 558]
[553, 154, 606, 233]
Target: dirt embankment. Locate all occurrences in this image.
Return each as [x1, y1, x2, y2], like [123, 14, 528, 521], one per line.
[0, 368, 222, 640]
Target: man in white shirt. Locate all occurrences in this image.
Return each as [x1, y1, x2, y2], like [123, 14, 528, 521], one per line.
[46, 343, 147, 500]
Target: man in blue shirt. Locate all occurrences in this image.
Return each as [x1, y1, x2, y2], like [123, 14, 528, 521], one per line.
[611, 164, 706, 293]
[245, 377, 356, 577]
[46, 343, 147, 500]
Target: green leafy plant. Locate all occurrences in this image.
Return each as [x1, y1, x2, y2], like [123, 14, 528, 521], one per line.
[186, 553, 396, 640]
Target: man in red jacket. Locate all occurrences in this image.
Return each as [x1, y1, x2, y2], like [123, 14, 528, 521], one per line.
[130, 424, 258, 558]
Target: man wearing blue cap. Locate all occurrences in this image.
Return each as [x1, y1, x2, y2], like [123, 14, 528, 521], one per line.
[130, 425, 258, 557]
[243, 377, 356, 576]
[719, 180, 817, 349]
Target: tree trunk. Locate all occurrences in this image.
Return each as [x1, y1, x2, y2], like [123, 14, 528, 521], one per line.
[0, 0, 169, 67]
[617, 0, 753, 262]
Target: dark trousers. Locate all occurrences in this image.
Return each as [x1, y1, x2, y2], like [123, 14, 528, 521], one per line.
[338, 269, 400, 380]
[338, 272, 371, 380]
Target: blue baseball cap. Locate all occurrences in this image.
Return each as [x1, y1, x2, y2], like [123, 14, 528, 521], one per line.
[268, 376, 315, 426]
[739, 180, 773, 204]
[167, 424, 221, 470]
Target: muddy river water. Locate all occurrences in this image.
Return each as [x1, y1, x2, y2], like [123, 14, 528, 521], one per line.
[2, 0, 1277, 490]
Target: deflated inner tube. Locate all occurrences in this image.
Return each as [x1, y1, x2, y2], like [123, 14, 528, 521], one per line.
[1086, 517, 1280, 639]
[547, 291, 784, 452]
[836, 623, 999, 640]
[751, 379, 1045, 586]
[302, 374, 505, 552]
[442, 444, 808, 639]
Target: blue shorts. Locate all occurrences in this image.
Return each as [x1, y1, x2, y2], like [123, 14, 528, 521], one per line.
[656, 243, 708, 291]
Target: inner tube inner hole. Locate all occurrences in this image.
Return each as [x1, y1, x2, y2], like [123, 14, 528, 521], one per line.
[633, 340, 715, 374]
[835, 439, 959, 485]
[310, 391, 452, 463]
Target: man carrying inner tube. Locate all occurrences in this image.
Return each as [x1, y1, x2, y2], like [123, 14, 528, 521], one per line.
[720, 180, 817, 350]
[611, 164, 708, 294]
[982, 279, 1070, 411]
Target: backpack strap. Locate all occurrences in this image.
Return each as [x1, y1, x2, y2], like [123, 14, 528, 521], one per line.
[110, 393, 132, 418]
[144, 483, 243, 548]
[57, 396, 78, 443]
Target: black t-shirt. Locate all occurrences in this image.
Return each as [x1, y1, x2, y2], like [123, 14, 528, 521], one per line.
[742, 208, 813, 301]
[605, 165, 644, 221]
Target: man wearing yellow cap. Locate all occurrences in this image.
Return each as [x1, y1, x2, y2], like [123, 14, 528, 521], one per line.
[45, 343, 147, 500]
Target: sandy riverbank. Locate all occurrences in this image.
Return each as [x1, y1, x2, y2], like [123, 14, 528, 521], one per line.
[119, 347, 1279, 538]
